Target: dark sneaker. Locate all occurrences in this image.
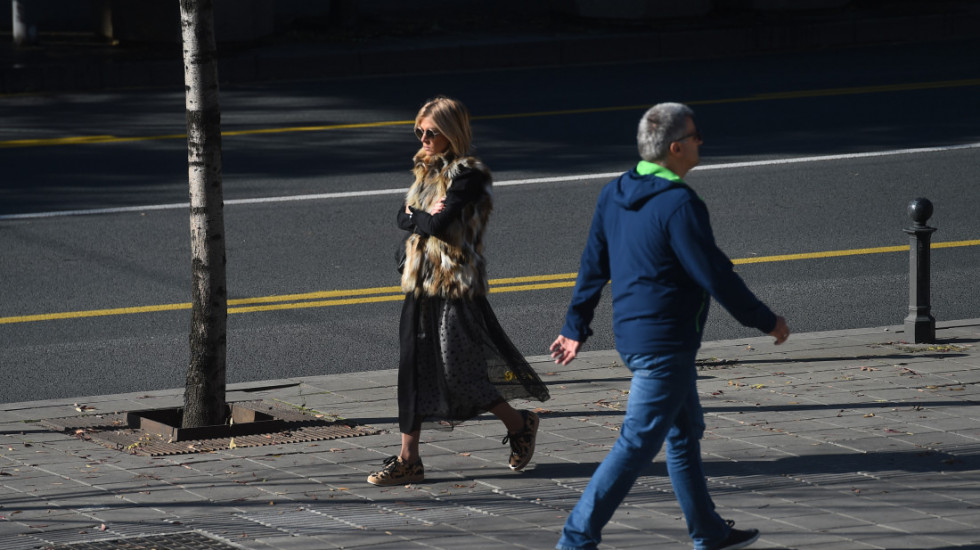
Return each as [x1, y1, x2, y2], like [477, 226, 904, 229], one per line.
[366, 456, 424, 486]
[706, 520, 759, 550]
[502, 410, 539, 471]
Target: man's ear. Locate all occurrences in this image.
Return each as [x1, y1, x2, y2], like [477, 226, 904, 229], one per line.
[668, 141, 682, 156]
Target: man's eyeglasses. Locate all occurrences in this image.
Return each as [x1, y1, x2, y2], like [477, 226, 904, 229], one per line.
[415, 127, 441, 141]
[674, 130, 702, 143]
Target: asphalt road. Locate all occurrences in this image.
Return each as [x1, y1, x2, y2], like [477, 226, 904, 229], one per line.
[1, 39, 978, 403]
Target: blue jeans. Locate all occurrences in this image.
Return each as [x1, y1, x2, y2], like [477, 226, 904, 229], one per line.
[556, 351, 730, 550]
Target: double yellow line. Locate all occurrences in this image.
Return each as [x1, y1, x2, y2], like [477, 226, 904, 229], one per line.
[229, 272, 579, 314]
[0, 273, 580, 325]
[3, 241, 978, 326]
[3, 78, 979, 149]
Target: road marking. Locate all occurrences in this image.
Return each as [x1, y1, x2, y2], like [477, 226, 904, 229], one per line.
[2, 242, 978, 326]
[3, 142, 979, 221]
[3, 78, 978, 150]
[0, 121, 411, 149]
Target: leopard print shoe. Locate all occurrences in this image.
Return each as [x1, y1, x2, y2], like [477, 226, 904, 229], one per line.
[366, 456, 424, 486]
[502, 410, 539, 471]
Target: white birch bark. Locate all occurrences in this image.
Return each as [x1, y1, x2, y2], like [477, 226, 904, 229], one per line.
[12, 0, 38, 47]
[180, 0, 227, 428]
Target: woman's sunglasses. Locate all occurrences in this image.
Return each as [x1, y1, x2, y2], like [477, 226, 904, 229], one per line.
[414, 127, 441, 141]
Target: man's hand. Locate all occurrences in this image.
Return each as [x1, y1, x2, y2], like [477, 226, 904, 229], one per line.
[550, 335, 581, 366]
[769, 315, 790, 345]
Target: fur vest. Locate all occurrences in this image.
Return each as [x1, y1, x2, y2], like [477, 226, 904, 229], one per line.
[401, 152, 493, 299]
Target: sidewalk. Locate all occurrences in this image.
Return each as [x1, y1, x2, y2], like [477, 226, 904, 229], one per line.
[2, 320, 978, 549]
[3, 1, 980, 94]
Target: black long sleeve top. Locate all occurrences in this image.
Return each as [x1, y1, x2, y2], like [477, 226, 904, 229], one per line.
[397, 167, 487, 238]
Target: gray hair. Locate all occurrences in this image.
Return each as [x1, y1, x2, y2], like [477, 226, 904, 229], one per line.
[637, 102, 695, 162]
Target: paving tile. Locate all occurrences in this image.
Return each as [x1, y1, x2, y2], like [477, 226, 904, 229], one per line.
[4, 320, 980, 548]
[246, 534, 342, 549]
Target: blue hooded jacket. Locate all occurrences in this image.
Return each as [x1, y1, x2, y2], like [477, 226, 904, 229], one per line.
[561, 162, 777, 354]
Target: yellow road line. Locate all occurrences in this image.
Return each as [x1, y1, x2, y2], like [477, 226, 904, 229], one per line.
[2, 240, 978, 325]
[228, 285, 403, 305]
[0, 302, 191, 324]
[230, 293, 404, 314]
[489, 273, 578, 285]
[0, 121, 410, 149]
[933, 240, 980, 249]
[732, 239, 980, 265]
[490, 281, 577, 293]
[733, 245, 908, 264]
[3, 78, 979, 149]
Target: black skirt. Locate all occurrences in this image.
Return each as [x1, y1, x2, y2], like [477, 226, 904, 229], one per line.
[398, 293, 551, 433]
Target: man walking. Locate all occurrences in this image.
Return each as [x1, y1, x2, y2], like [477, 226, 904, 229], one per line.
[551, 102, 790, 550]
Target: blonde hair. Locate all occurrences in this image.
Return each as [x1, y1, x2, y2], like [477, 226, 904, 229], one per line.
[415, 96, 472, 158]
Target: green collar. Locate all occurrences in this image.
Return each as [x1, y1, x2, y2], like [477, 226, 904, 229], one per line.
[636, 160, 684, 182]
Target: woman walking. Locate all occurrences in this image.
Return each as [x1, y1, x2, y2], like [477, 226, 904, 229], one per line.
[367, 96, 550, 486]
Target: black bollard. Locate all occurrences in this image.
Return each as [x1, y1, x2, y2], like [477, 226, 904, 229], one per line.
[903, 198, 937, 343]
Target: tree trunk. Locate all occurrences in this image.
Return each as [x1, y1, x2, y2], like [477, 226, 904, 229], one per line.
[180, 0, 227, 428]
[92, 0, 113, 42]
[12, 0, 38, 47]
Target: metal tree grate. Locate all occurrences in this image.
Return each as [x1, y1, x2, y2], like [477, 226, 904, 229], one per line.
[39, 531, 242, 550]
[40, 400, 381, 456]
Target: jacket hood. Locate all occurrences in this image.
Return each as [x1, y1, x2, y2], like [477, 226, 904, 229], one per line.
[612, 162, 687, 210]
